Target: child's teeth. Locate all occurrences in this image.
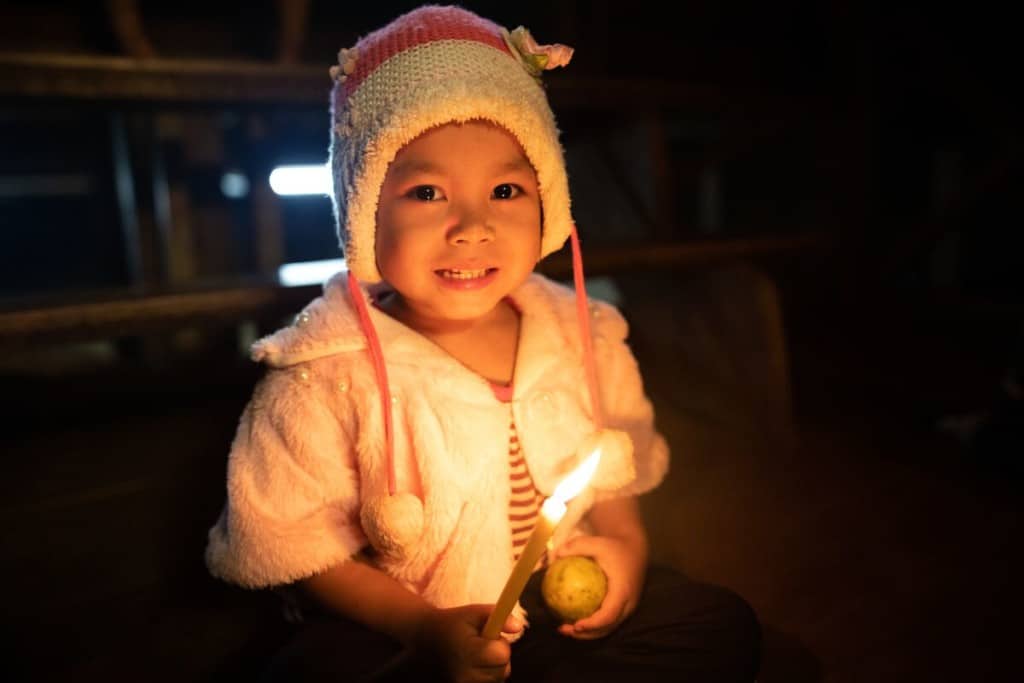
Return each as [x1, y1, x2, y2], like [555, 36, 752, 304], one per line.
[442, 269, 488, 279]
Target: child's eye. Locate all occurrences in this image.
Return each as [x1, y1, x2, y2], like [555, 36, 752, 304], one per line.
[408, 185, 442, 201]
[492, 183, 521, 200]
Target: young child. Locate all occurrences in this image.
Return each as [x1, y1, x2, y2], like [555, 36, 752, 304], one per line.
[206, 5, 760, 682]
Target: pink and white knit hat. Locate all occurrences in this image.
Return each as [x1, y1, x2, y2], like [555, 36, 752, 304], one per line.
[328, 4, 574, 283]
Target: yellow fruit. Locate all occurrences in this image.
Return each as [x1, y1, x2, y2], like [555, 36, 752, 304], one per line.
[541, 555, 608, 622]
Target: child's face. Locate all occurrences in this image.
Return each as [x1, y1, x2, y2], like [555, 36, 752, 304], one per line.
[375, 121, 542, 328]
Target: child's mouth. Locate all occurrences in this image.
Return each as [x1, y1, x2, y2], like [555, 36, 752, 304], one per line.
[434, 267, 499, 290]
[436, 268, 495, 280]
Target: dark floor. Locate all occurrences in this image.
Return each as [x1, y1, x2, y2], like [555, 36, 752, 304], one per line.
[639, 283, 1022, 683]
[2, 265, 1021, 682]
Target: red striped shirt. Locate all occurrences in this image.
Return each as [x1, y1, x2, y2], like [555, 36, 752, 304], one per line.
[506, 414, 542, 561]
[488, 377, 543, 563]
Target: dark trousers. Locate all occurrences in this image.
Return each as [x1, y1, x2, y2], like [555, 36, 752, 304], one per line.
[259, 565, 761, 682]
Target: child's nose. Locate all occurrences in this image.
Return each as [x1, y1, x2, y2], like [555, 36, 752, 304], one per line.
[446, 208, 494, 245]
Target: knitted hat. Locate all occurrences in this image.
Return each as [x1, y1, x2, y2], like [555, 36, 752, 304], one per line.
[328, 4, 574, 283]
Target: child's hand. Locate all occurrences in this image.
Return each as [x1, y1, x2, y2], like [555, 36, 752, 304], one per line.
[553, 534, 645, 640]
[413, 604, 521, 682]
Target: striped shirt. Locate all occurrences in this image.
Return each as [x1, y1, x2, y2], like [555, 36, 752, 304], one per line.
[507, 414, 543, 561]
[490, 381, 543, 563]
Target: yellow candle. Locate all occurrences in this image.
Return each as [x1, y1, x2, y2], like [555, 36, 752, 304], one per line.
[481, 448, 602, 639]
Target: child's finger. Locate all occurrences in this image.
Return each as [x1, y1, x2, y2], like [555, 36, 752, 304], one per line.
[570, 609, 613, 633]
[475, 664, 509, 683]
[568, 591, 626, 633]
[558, 620, 611, 640]
[477, 638, 511, 668]
[502, 613, 523, 634]
[557, 622, 576, 637]
[554, 534, 599, 558]
[476, 609, 521, 640]
[467, 603, 502, 631]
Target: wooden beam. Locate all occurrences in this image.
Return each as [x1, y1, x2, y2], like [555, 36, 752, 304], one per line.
[0, 52, 823, 114]
[0, 284, 318, 348]
[0, 53, 330, 106]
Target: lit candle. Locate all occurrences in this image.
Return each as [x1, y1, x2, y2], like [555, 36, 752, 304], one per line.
[481, 447, 602, 639]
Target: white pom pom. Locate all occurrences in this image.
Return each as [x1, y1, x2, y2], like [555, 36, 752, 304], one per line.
[578, 428, 635, 491]
[361, 493, 424, 559]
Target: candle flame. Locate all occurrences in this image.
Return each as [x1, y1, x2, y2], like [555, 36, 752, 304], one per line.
[551, 447, 602, 504]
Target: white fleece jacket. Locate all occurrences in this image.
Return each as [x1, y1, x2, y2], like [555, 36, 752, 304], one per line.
[205, 271, 669, 611]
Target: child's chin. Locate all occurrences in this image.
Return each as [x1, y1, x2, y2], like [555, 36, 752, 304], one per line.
[435, 295, 507, 319]
[442, 301, 501, 321]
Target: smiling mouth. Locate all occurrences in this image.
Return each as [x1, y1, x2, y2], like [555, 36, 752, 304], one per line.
[436, 268, 496, 280]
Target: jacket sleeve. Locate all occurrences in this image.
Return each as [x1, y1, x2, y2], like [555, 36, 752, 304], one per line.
[205, 366, 366, 588]
[592, 301, 670, 500]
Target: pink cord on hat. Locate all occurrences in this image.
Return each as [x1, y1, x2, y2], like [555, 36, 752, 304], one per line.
[346, 270, 397, 496]
[570, 223, 605, 430]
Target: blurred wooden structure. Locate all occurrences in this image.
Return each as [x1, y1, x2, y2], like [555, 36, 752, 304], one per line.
[0, 47, 840, 344]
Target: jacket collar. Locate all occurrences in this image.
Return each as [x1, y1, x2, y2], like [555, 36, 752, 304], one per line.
[251, 271, 576, 397]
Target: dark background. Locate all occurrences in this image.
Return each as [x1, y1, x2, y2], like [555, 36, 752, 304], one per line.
[1, 2, 1019, 302]
[1, 2, 1021, 681]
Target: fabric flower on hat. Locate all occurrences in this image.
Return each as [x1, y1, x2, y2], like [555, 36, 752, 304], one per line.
[502, 26, 574, 79]
[329, 47, 359, 82]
